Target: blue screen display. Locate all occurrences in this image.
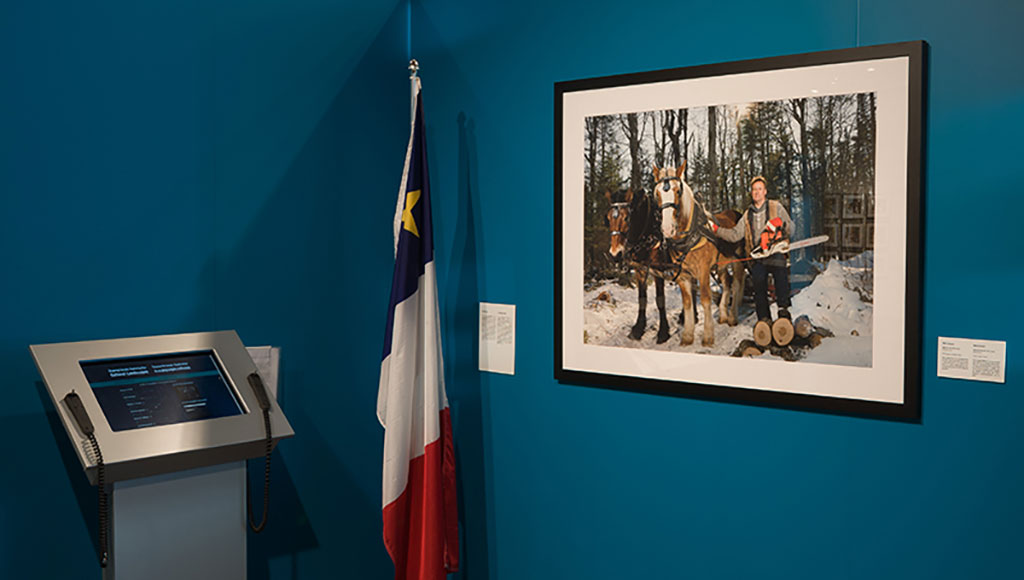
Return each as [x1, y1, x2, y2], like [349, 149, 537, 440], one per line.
[80, 350, 244, 431]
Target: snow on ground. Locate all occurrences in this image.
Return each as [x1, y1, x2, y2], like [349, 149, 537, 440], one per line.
[583, 252, 874, 366]
[583, 276, 756, 356]
[801, 335, 872, 366]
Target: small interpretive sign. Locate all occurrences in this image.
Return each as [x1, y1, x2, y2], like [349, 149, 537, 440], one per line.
[937, 337, 1005, 383]
[480, 302, 515, 375]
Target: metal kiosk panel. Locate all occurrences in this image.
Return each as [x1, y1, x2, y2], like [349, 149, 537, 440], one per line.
[32, 331, 293, 579]
[31, 330, 294, 484]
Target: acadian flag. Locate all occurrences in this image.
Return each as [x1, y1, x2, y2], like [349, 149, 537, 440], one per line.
[377, 81, 459, 580]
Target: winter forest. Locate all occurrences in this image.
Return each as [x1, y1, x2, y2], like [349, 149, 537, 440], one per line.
[581, 92, 878, 365]
[583, 92, 877, 283]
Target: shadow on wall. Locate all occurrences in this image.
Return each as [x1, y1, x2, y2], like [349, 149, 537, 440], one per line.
[246, 360, 319, 580]
[247, 453, 319, 580]
[1, 407, 104, 576]
[443, 112, 491, 580]
[414, 2, 497, 576]
[199, 1, 411, 578]
[35, 381, 102, 566]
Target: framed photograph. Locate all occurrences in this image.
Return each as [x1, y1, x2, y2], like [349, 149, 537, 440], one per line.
[554, 41, 924, 419]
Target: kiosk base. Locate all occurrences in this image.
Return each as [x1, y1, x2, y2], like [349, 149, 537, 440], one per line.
[107, 461, 247, 580]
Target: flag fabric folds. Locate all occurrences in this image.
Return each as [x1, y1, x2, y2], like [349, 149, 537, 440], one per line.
[377, 81, 459, 580]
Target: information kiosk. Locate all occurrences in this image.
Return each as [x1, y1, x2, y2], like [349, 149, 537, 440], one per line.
[31, 331, 294, 580]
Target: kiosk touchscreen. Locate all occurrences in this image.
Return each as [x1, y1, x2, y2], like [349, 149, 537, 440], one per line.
[31, 330, 293, 484]
[32, 331, 293, 578]
[81, 351, 244, 432]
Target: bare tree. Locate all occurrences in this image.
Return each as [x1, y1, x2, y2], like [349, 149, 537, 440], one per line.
[585, 117, 600, 197]
[653, 111, 669, 167]
[707, 106, 718, 202]
[619, 113, 648, 191]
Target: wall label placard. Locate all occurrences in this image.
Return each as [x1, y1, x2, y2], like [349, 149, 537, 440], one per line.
[937, 337, 1005, 383]
[480, 302, 515, 375]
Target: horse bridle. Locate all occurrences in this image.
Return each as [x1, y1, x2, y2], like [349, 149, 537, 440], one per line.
[654, 175, 721, 253]
[656, 177, 682, 211]
[656, 176, 714, 227]
[608, 201, 630, 238]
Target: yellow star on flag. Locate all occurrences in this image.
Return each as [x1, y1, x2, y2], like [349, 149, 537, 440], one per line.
[402, 189, 421, 237]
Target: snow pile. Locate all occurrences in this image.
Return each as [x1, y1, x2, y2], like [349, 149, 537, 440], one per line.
[840, 249, 873, 269]
[790, 256, 873, 367]
[790, 259, 872, 339]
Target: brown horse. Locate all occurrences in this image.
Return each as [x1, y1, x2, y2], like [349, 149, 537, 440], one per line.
[605, 188, 673, 343]
[652, 162, 730, 346]
[713, 208, 746, 326]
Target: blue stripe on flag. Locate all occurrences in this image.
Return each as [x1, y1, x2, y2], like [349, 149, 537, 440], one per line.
[382, 93, 434, 361]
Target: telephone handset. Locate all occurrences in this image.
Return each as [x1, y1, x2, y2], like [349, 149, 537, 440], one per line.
[65, 390, 94, 435]
[63, 391, 109, 568]
[246, 372, 273, 533]
[248, 372, 272, 412]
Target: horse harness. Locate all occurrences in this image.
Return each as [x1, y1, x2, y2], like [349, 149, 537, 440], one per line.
[617, 178, 743, 283]
[642, 178, 744, 280]
[611, 188, 669, 277]
[654, 177, 719, 257]
[615, 184, 691, 280]
[623, 193, 662, 264]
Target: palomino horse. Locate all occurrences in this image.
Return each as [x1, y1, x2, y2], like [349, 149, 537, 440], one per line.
[651, 162, 735, 346]
[605, 188, 673, 343]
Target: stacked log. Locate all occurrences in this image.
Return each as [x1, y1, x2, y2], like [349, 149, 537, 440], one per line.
[733, 314, 833, 360]
[794, 315, 814, 338]
[771, 317, 794, 346]
[753, 320, 773, 347]
[735, 339, 764, 357]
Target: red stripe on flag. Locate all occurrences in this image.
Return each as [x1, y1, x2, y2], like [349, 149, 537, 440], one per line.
[383, 408, 460, 580]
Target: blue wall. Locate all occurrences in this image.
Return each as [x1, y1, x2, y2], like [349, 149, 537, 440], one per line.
[2, 0, 1022, 579]
[2, 1, 407, 577]
[416, 0, 1024, 578]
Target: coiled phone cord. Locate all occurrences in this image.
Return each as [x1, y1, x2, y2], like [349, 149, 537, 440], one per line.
[86, 432, 109, 567]
[247, 405, 272, 533]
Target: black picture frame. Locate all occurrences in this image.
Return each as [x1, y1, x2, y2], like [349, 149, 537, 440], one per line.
[554, 41, 925, 420]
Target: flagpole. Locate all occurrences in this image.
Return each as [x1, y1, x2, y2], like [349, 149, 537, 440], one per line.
[395, 59, 420, 255]
[408, 59, 419, 122]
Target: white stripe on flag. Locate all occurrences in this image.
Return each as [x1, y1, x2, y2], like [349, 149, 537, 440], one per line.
[378, 260, 447, 507]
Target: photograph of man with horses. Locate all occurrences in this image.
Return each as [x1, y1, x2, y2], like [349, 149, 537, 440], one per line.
[583, 92, 877, 367]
